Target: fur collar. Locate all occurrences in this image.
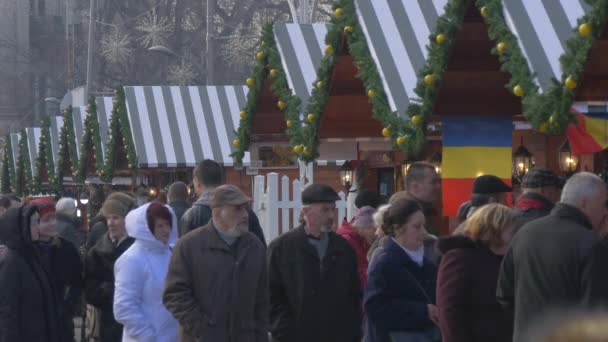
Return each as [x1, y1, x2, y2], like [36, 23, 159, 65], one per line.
[437, 235, 478, 254]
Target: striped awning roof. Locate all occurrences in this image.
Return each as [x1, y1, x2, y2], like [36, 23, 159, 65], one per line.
[49, 115, 64, 166]
[356, 0, 448, 116]
[503, 0, 593, 92]
[10, 133, 20, 172]
[72, 106, 87, 158]
[95, 97, 113, 160]
[274, 23, 330, 112]
[25, 127, 41, 176]
[124, 86, 250, 167]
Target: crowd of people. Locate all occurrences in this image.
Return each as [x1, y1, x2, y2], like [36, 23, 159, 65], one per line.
[1, 159, 608, 342]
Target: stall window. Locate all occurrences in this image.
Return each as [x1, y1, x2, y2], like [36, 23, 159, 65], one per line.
[377, 168, 395, 200]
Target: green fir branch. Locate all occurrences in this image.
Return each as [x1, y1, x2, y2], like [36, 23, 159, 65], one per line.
[103, 86, 138, 181]
[231, 23, 302, 165]
[1, 135, 14, 193]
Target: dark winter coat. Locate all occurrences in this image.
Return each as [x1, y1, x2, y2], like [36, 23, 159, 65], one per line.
[38, 237, 83, 342]
[169, 199, 190, 225]
[437, 236, 513, 342]
[512, 192, 554, 230]
[497, 203, 608, 342]
[364, 237, 438, 342]
[84, 233, 134, 342]
[85, 215, 107, 251]
[56, 213, 84, 250]
[0, 206, 60, 342]
[179, 191, 266, 246]
[268, 225, 362, 342]
[163, 221, 268, 342]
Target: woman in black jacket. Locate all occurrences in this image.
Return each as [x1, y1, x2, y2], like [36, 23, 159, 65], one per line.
[29, 197, 83, 342]
[364, 198, 440, 342]
[0, 205, 60, 342]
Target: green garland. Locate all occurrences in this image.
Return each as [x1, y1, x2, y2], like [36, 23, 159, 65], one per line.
[292, 0, 420, 162]
[1, 135, 14, 193]
[102, 86, 138, 181]
[522, 0, 608, 132]
[17, 129, 33, 196]
[77, 96, 105, 181]
[54, 106, 79, 191]
[413, 0, 606, 135]
[33, 116, 56, 194]
[231, 23, 302, 164]
[405, 0, 484, 141]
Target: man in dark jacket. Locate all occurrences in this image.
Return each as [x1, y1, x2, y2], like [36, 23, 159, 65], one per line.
[513, 168, 560, 229]
[268, 184, 362, 342]
[0, 205, 60, 342]
[55, 197, 84, 249]
[85, 192, 135, 342]
[164, 185, 268, 342]
[168, 181, 190, 223]
[85, 213, 107, 251]
[497, 172, 608, 342]
[179, 159, 266, 246]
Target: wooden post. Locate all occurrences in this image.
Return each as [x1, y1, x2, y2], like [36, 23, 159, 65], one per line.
[266, 173, 279, 241]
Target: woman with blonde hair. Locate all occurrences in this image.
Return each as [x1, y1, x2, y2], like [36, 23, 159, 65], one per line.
[437, 203, 516, 342]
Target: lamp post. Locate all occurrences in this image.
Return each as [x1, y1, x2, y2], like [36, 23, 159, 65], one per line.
[559, 140, 579, 177]
[513, 137, 533, 180]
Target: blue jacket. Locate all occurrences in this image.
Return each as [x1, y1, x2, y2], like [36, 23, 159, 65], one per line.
[364, 237, 437, 342]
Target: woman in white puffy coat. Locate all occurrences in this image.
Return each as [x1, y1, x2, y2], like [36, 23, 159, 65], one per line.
[113, 201, 179, 342]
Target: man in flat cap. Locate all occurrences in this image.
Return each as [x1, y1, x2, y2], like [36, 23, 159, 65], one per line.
[453, 175, 512, 235]
[268, 184, 362, 342]
[164, 185, 269, 342]
[513, 168, 561, 228]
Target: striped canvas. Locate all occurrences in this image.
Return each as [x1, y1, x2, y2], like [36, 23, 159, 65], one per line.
[10, 133, 20, 172]
[95, 97, 114, 160]
[49, 115, 64, 166]
[503, 0, 592, 92]
[72, 106, 88, 158]
[355, 0, 448, 116]
[274, 23, 330, 112]
[26, 127, 41, 177]
[442, 117, 513, 216]
[123, 86, 250, 167]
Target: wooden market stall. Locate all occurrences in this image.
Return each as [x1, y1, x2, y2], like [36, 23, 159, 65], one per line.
[406, 0, 602, 229]
[291, 0, 446, 200]
[232, 22, 339, 188]
[119, 85, 251, 196]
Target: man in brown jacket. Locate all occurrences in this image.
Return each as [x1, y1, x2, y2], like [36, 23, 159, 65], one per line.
[163, 185, 269, 342]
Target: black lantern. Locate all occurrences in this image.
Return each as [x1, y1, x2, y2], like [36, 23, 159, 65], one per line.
[78, 189, 89, 205]
[401, 155, 419, 178]
[428, 152, 442, 175]
[340, 161, 354, 189]
[559, 140, 578, 176]
[513, 137, 533, 178]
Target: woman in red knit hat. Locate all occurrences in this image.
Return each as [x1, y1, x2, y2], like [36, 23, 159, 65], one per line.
[29, 197, 83, 342]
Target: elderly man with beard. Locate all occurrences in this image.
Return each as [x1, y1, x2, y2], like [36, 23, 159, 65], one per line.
[163, 185, 269, 342]
[268, 184, 362, 342]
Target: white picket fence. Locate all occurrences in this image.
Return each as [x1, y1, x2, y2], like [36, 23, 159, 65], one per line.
[253, 172, 347, 243]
